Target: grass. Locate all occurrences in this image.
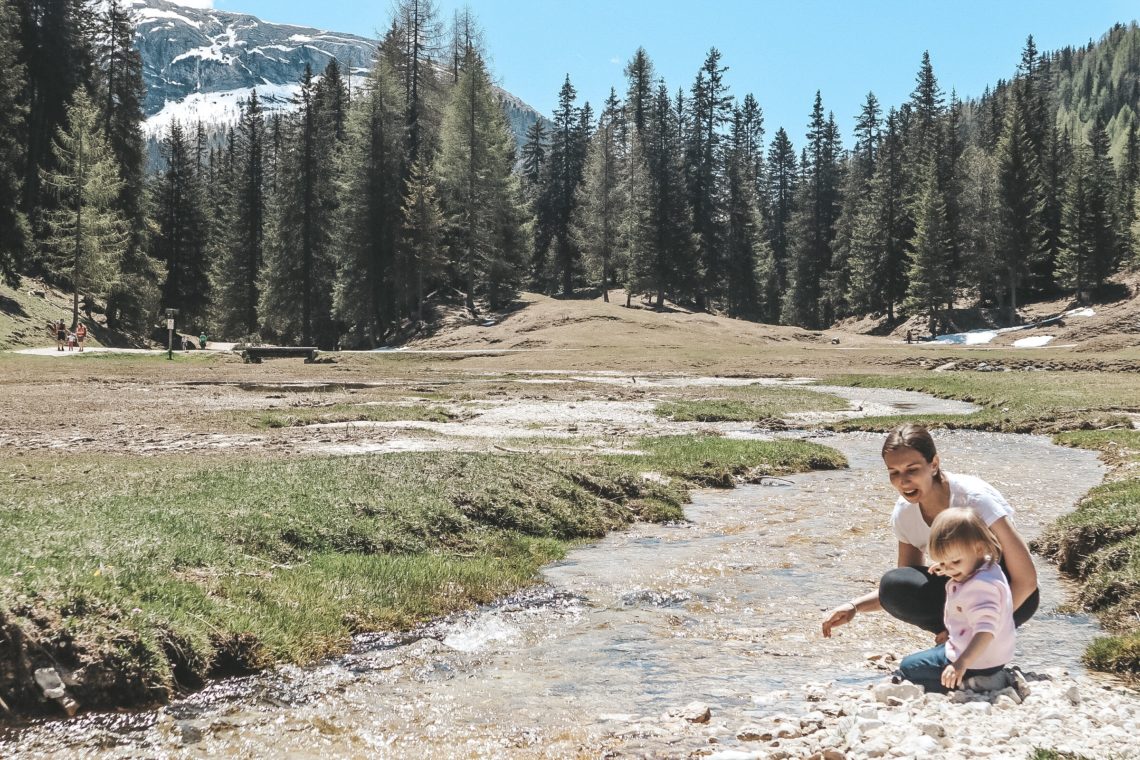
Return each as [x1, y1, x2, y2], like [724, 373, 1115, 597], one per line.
[0, 435, 842, 713]
[250, 402, 456, 429]
[823, 372, 1139, 433]
[603, 435, 847, 487]
[1033, 430, 1140, 675]
[655, 386, 849, 422]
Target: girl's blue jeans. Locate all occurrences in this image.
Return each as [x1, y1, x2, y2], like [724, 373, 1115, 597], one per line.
[897, 643, 1003, 693]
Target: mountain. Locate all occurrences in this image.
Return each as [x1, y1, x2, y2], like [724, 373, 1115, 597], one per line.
[126, 0, 544, 154]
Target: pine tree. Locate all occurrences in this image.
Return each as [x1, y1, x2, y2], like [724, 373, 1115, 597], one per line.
[847, 109, 907, 319]
[261, 66, 339, 347]
[534, 75, 585, 294]
[958, 145, 1001, 305]
[572, 90, 625, 301]
[623, 47, 655, 138]
[996, 92, 1044, 321]
[153, 121, 209, 326]
[16, 0, 93, 234]
[905, 161, 952, 333]
[213, 92, 265, 338]
[0, 0, 30, 286]
[686, 47, 731, 309]
[38, 88, 127, 328]
[829, 92, 881, 319]
[520, 119, 547, 197]
[1037, 125, 1070, 295]
[446, 7, 483, 84]
[782, 92, 842, 328]
[764, 127, 796, 323]
[334, 55, 404, 347]
[393, 0, 443, 167]
[723, 104, 769, 319]
[1084, 116, 1118, 289]
[1115, 118, 1138, 263]
[628, 83, 693, 308]
[1057, 138, 1094, 298]
[400, 159, 444, 321]
[96, 0, 156, 330]
[436, 49, 527, 313]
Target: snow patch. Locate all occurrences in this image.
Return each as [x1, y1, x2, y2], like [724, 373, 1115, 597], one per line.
[144, 83, 301, 136]
[933, 330, 998, 345]
[1013, 335, 1055, 348]
[132, 7, 202, 29]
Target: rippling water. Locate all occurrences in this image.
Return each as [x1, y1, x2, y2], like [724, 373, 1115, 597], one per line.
[1, 424, 1107, 758]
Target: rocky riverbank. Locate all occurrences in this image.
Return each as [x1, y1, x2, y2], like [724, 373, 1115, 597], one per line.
[612, 667, 1139, 759]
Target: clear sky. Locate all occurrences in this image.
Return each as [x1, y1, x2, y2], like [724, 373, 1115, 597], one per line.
[206, 0, 1136, 145]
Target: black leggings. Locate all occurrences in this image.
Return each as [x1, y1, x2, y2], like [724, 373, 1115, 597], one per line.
[879, 564, 1039, 634]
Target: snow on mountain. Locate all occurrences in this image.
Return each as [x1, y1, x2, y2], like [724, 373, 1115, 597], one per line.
[128, 0, 544, 154]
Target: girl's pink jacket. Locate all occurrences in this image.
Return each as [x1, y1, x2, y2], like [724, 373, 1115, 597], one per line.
[944, 561, 1016, 670]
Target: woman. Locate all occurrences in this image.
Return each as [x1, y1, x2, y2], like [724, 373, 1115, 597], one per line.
[821, 423, 1039, 641]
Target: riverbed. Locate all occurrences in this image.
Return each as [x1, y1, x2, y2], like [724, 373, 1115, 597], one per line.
[3, 406, 1128, 758]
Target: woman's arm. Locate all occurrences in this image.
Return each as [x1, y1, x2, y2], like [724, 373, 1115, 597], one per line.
[989, 516, 1037, 610]
[898, 541, 924, 568]
[821, 541, 921, 637]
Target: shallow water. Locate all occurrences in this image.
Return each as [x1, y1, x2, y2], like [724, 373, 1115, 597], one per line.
[0, 425, 1106, 758]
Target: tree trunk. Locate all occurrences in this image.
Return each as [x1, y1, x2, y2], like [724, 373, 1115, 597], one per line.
[1007, 268, 1018, 324]
[602, 256, 610, 302]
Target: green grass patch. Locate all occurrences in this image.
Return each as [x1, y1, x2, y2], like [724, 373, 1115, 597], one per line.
[1033, 429, 1140, 673]
[604, 435, 847, 487]
[1030, 750, 1097, 760]
[823, 372, 1138, 433]
[0, 435, 845, 713]
[655, 387, 848, 422]
[252, 402, 456, 429]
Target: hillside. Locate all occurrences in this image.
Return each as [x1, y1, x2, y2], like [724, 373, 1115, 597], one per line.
[402, 291, 857, 355]
[0, 278, 141, 351]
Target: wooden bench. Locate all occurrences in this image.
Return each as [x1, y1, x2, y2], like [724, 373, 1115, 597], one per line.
[239, 346, 319, 364]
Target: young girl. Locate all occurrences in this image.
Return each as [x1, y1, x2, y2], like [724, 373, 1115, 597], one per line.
[896, 508, 1016, 692]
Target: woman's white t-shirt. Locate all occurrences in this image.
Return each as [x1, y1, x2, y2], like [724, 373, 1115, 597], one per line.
[889, 471, 1015, 554]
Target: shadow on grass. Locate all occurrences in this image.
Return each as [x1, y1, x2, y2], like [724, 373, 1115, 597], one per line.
[0, 293, 28, 318]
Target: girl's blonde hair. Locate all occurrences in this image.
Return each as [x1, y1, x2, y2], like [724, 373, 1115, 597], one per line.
[928, 507, 1003, 564]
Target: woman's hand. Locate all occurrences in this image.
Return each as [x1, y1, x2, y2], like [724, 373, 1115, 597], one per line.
[934, 629, 949, 645]
[821, 602, 857, 638]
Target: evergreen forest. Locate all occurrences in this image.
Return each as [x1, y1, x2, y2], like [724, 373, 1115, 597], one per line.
[3, 0, 1140, 347]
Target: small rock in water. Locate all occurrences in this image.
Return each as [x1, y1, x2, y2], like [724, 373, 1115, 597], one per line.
[736, 725, 764, 741]
[1065, 685, 1082, 704]
[681, 701, 712, 724]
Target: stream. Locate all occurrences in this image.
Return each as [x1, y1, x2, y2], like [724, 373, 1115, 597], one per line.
[0, 386, 1109, 758]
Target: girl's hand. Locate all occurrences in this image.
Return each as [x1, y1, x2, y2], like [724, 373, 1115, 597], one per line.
[941, 661, 967, 689]
[821, 602, 857, 638]
[930, 562, 947, 576]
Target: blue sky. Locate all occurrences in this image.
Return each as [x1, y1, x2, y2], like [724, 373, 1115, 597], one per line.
[208, 0, 1136, 145]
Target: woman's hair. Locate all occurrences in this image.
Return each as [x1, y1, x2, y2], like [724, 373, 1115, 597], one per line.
[928, 507, 1003, 564]
[882, 423, 943, 482]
